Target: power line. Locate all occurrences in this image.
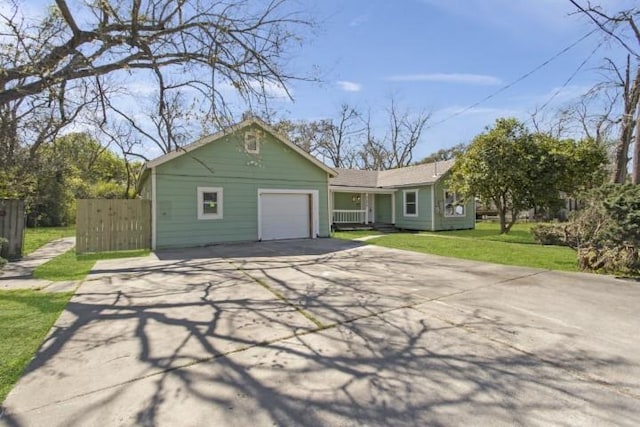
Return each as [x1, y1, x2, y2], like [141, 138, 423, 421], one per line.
[534, 38, 605, 114]
[426, 28, 599, 130]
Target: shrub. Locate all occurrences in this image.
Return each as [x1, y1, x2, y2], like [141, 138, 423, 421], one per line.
[565, 184, 640, 276]
[530, 224, 569, 246]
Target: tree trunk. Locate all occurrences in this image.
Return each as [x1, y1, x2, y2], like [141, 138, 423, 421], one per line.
[632, 112, 640, 185]
[611, 60, 640, 184]
[612, 110, 635, 183]
[505, 210, 519, 234]
[498, 209, 508, 234]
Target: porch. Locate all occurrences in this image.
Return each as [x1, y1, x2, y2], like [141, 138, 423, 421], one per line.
[330, 189, 396, 226]
[332, 222, 397, 232]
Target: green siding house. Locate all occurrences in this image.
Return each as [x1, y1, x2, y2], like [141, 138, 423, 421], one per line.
[329, 161, 475, 232]
[139, 118, 474, 250]
[139, 117, 336, 249]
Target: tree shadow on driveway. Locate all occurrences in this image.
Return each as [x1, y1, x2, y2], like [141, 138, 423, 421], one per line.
[2, 241, 639, 426]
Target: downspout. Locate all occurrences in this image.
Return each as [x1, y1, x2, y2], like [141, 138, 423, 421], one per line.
[327, 175, 332, 235]
[431, 184, 435, 231]
[391, 192, 396, 224]
[431, 161, 438, 231]
[151, 167, 157, 250]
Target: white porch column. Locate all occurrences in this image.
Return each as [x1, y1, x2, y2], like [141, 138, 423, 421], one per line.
[328, 188, 333, 228]
[363, 192, 368, 224]
[391, 192, 396, 224]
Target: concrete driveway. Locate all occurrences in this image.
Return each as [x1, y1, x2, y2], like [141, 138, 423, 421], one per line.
[2, 239, 639, 426]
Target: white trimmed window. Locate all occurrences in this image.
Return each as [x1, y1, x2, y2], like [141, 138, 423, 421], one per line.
[197, 187, 223, 220]
[244, 130, 261, 154]
[403, 189, 418, 217]
[444, 191, 465, 217]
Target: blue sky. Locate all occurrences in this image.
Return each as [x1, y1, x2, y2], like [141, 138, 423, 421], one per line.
[3, 0, 634, 161]
[269, 0, 633, 161]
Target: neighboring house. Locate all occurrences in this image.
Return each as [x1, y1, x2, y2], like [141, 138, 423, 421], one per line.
[139, 118, 474, 250]
[329, 161, 475, 232]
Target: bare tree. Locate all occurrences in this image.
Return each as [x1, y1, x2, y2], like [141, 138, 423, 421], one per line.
[272, 118, 332, 159]
[0, 0, 311, 175]
[393, 100, 430, 168]
[359, 110, 388, 170]
[94, 121, 147, 198]
[360, 99, 431, 170]
[606, 56, 640, 183]
[530, 85, 618, 148]
[569, 1, 640, 183]
[274, 105, 362, 168]
[107, 89, 194, 155]
[323, 104, 361, 168]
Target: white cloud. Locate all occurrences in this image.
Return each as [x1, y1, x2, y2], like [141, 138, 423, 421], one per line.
[337, 80, 362, 92]
[524, 84, 591, 105]
[419, 0, 580, 33]
[349, 13, 369, 27]
[387, 73, 501, 85]
[434, 106, 521, 118]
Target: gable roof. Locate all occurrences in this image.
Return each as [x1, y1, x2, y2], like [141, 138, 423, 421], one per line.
[145, 117, 337, 176]
[330, 168, 379, 188]
[329, 160, 454, 189]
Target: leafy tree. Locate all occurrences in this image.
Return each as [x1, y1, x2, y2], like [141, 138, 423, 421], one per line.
[24, 132, 137, 226]
[449, 118, 539, 233]
[532, 135, 608, 214]
[450, 118, 607, 233]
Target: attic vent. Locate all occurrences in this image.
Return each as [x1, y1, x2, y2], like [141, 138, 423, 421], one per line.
[244, 130, 262, 154]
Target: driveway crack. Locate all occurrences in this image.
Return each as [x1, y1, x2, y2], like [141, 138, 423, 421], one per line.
[230, 261, 326, 329]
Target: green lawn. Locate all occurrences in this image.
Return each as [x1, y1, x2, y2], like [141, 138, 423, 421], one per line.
[373, 233, 578, 271]
[34, 249, 151, 281]
[0, 290, 73, 403]
[424, 221, 538, 244]
[23, 226, 76, 256]
[332, 230, 385, 240]
[335, 222, 579, 272]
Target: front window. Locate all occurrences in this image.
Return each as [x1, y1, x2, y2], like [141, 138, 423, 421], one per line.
[197, 187, 223, 220]
[403, 190, 418, 217]
[444, 191, 465, 217]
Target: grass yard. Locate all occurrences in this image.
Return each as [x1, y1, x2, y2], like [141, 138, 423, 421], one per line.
[23, 226, 76, 256]
[332, 229, 384, 240]
[424, 221, 538, 244]
[335, 222, 579, 272]
[373, 233, 578, 271]
[0, 290, 73, 403]
[34, 249, 151, 281]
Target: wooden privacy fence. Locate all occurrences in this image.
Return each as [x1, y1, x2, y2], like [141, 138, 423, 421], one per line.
[0, 199, 25, 260]
[76, 199, 151, 254]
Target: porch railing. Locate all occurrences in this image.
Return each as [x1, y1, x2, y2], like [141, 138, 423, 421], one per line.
[332, 209, 367, 224]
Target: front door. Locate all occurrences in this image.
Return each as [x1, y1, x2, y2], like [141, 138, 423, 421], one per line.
[375, 194, 393, 223]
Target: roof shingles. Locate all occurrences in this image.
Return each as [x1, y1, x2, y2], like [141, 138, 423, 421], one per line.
[329, 160, 454, 189]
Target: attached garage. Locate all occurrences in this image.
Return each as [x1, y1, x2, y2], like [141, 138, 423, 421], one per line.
[258, 189, 320, 241]
[140, 118, 335, 249]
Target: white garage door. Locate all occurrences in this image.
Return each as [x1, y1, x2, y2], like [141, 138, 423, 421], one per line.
[260, 193, 311, 240]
